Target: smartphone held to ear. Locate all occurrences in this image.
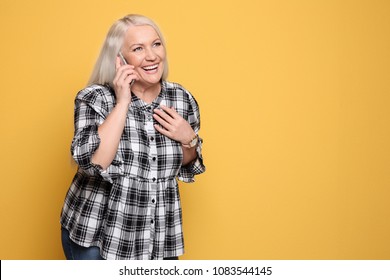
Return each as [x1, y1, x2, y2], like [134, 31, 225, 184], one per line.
[118, 52, 135, 86]
[118, 51, 128, 65]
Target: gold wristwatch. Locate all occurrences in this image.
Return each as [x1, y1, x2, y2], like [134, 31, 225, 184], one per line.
[182, 134, 199, 148]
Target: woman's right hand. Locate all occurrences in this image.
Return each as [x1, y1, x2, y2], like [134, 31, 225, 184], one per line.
[112, 57, 138, 105]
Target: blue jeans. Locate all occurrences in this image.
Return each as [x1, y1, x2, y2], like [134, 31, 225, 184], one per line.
[61, 227, 178, 260]
[61, 227, 104, 260]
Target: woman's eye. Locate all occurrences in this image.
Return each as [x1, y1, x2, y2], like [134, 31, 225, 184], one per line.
[133, 47, 143, 52]
[153, 42, 162, 47]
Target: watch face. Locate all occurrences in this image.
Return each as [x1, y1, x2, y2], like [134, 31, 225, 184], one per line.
[190, 136, 198, 147]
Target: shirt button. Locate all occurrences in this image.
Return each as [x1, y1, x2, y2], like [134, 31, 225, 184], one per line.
[152, 198, 156, 203]
[152, 177, 156, 182]
[151, 219, 154, 224]
[152, 157, 156, 161]
[150, 136, 154, 141]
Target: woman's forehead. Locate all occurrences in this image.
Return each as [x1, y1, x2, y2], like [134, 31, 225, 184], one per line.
[125, 25, 160, 43]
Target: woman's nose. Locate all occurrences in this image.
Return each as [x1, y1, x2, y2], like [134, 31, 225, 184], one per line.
[145, 48, 157, 61]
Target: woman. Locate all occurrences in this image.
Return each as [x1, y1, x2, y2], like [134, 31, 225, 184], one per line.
[60, 14, 205, 260]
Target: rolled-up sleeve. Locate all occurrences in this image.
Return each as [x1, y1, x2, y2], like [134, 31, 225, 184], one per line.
[177, 92, 206, 183]
[71, 86, 124, 182]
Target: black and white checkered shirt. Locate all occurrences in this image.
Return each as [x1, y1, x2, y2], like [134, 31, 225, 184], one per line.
[60, 81, 205, 260]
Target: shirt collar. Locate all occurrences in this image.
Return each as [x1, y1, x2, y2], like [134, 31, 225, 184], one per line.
[130, 81, 166, 112]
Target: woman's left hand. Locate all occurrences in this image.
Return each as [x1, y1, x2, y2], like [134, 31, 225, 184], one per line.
[153, 105, 196, 145]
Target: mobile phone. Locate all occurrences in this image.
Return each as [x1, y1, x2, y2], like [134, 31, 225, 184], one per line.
[118, 51, 128, 65]
[118, 52, 135, 85]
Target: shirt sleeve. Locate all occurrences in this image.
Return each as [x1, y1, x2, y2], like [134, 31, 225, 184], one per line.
[177, 91, 206, 183]
[70, 86, 123, 183]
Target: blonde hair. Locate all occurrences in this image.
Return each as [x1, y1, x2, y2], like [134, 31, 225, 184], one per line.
[88, 14, 168, 87]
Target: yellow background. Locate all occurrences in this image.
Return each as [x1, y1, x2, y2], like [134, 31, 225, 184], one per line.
[0, 0, 389, 259]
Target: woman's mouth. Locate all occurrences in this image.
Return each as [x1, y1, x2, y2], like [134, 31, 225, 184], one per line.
[142, 64, 159, 72]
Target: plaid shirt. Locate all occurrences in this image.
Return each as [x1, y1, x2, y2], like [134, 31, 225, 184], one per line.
[60, 81, 205, 260]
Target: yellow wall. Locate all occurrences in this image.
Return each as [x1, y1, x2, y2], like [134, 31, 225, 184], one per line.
[0, 0, 389, 259]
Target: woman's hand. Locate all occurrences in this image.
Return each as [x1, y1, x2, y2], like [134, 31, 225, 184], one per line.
[112, 57, 138, 105]
[153, 105, 196, 145]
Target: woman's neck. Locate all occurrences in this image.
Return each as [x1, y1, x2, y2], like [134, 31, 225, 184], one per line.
[132, 82, 161, 104]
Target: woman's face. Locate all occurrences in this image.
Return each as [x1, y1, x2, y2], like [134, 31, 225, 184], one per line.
[122, 25, 166, 86]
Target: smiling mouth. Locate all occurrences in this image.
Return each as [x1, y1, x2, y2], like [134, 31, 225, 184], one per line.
[142, 64, 159, 71]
